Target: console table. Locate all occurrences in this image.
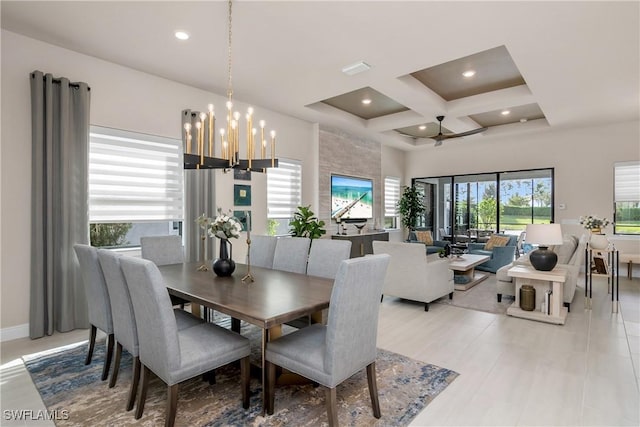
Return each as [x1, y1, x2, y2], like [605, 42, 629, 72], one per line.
[585, 244, 619, 312]
[507, 265, 568, 325]
[331, 231, 389, 258]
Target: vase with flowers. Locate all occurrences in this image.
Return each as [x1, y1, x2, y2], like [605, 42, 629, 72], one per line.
[198, 208, 242, 277]
[580, 215, 611, 249]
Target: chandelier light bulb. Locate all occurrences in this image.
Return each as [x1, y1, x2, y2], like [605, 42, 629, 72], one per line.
[226, 101, 233, 110]
[233, 111, 240, 121]
[259, 120, 265, 128]
[184, 123, 191, 131]
[270, 130, 276, 138]
[208, 104, 214, 113]
[199, 112, 206, 121]
[195, 122, 201, 129]
[247, 107, 254, 116]
[220, 129, 225, 136]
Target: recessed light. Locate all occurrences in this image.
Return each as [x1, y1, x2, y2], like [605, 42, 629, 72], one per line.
[175, 31, 190, 40]
[462, 70, 476, 78]
[361, 98, 372, 105]
[418, 125, 427, 130]
[501, 110, 511, 115]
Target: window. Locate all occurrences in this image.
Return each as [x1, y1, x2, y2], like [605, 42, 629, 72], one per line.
[267, 158, 302, 235]
[89, 126, 183, 247]
[614, 161, 640, 235]
[384, 176, 400, 229]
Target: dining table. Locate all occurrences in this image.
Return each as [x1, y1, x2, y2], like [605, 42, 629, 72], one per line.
[157, 261, 334, 414]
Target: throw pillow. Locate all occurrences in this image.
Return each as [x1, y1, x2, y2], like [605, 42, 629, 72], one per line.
[484, 234, 510, 250]
[415, 230, 433, 245]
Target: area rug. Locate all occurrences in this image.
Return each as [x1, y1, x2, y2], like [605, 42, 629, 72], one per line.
[23, 326, 458, 426]
[434, 274, 514, 315]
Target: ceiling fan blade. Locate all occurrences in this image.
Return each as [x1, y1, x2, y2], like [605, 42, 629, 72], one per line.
[449, 127, 488, 138]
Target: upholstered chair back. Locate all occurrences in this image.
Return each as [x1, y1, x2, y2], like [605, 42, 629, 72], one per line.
[306, 239, 352, 279]
[140, 235, 184, 266]
[74, 244, 113, 335]
[272, 237, 311, 274]
[120, 257, 180, 382]
[249, 235, 278, 269]
[324, 254, 390, 386]
[97, 249, 138, 356]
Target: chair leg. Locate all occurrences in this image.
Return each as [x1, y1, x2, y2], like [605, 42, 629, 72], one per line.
[380, 295, 384, 303]
[127, 356, 141, 412]
[85, 325, 97, 365]
[564, 302, 571, 312]
[424, 302, 429, 312]
[449, 292, 454, 300]
[241, 356, 250, 409]
[135, 365, 150, 420]
[266, 361, 276, 415]
[497, 293, 502, 303]
[325, 386, 339, 427]
[165, 384, 179, 427]
[109, 342, 122, 388]
[102, 333, 115, 381]
[366, 362, 382, 419]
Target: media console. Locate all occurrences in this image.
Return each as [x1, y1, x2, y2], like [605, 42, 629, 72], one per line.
[331, 231, 389, 258]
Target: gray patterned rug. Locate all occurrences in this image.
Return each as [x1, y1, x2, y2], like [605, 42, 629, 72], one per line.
[434, 274, 514, 315]
[23, 324, 458, 426]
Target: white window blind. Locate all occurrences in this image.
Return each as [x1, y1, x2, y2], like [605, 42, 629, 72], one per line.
[615, 161, 640, 202]
[384, 176, 401, 217]
[89, 126, 184, 223]
[267, 159, 302, 218]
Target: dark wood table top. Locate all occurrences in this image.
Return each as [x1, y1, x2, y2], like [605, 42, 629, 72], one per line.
[158, 262, 334, 329]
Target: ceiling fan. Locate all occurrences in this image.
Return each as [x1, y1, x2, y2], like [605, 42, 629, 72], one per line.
[428, 115, 487, 146]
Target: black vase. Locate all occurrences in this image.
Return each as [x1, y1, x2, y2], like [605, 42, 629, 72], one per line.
[213, 239, 235, 277]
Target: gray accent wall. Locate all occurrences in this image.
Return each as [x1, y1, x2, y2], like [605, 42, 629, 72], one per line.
[319, 125, 382, 233]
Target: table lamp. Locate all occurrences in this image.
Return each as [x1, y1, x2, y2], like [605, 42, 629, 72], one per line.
[525, 224, 564, 271]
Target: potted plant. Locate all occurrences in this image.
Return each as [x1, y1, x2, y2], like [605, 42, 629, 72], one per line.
[289, 205, 326, 239]
[398, 185, 425, 239]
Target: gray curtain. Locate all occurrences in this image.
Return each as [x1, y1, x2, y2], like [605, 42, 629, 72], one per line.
[30, 71, 91, 339]
[182, 109, 216, 262]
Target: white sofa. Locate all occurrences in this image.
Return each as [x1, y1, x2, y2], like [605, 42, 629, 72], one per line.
[372, 241, 454, 311]
[496, 234, 587, 311]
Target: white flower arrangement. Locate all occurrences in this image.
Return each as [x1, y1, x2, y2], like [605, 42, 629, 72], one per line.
[196, 208, 242, 240]
[579, 215, 610, 230]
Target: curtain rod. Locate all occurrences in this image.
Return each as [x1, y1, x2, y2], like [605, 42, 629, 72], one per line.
[30, 73, 91, 90]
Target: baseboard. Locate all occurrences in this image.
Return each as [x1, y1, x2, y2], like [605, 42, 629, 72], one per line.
[0, 323, 29, 342]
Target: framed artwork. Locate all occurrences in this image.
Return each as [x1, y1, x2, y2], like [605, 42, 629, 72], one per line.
[234, 184, 251, 206]
[234, 210, 252, 232]
[234, 169, 251, 181]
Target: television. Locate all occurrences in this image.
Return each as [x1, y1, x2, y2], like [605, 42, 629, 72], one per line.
[331, 174, 373, 222]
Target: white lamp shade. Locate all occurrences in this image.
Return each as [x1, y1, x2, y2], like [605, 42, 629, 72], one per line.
[525, 224, 563, 246]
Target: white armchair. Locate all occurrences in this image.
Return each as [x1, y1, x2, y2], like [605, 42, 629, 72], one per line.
[373, 241, 454, 311]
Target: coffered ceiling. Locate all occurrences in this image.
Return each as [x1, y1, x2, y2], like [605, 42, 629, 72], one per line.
[2, 1, 638, 151]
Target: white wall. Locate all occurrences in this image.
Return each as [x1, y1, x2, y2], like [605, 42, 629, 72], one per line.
[381, 145, 406, 242]
[404, 121, 640, 252]
[0, 30, 316, 332]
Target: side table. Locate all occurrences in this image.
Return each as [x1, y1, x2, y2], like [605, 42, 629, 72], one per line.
[507, 265, 568, 325]
[584, 244, 619, 312]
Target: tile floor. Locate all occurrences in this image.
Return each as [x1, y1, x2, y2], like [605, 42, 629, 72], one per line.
[1, 274, 638, 426]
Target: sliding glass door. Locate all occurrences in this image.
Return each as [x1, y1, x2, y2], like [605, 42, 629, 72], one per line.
[415, 168, 553, 242]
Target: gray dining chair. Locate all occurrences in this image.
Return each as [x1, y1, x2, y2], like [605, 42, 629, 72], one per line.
[119, 256, 251, 427]
[265, 254, 391, 426]
[97, 249, 204, 412]
[306, 239, 352, 279]
[248, 235, 278, 269]
[272, 237, 311, 274]
[140, 235, 184, 266]
[140, 235, 188, 308]
[73, 244, 114, 382]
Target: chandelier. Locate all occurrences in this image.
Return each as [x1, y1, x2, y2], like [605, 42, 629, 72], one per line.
[182, 0, 278, 171]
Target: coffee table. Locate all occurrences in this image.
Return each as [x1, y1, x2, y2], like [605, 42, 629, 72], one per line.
[448, 254, 491, 290]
